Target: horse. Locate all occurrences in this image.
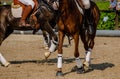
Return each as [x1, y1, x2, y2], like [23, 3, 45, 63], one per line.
[55, 0, 100, 76]
[0, 0, 59, 66]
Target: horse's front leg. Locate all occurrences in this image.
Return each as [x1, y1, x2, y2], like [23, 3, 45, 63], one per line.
[72, 33, 83, 74]
[80, 30, 94, 72]
[43, 22, 58, 59]
[56, 31, 65, 76]
[42, 30, 50, 50]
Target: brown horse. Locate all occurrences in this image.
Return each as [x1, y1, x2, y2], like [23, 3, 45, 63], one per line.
[0, 0, 59, 66]
[56, 0, 100, 76]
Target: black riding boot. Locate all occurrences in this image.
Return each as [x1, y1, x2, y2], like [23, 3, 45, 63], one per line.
[85, 8, 93, 25]
[84, 8, 94, 35]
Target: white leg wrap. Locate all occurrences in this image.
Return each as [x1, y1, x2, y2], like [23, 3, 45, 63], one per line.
[49, 40, 58, 53]
[57, 54, 62, 68]
[0, 53, 8, 65]
[85, 49, 92, 62]
[75, 57, 82, 68]
[81, 0, 90, 9]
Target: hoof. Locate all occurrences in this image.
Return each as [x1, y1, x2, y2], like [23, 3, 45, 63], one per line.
[71, 66, 84, 74]
[3, 62, 10, 67]
[83, 61, 90, 71]
[44, 46, 49, 50]
[71, 65, 78, 72]
[44, 52, 51, 60]
[83, 61, 93, 73]
[56, 71, 63, 76]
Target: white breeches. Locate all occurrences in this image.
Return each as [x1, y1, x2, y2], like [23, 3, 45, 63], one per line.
[18, 0, 35, 9]
[81, 0, 90, 9]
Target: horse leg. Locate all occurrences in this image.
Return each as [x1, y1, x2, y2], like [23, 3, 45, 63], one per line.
[66, 35, 72, 47]
[42, 30, 50, 50]
[56, 31, 65, 76]
[80, 29, 94, 72]
[0, 12, 10, 67]
[0, 31, 10, 67]
[43, 21, 58, 59]
[72, 33, 84, 74]
[0, 32, 10, 67]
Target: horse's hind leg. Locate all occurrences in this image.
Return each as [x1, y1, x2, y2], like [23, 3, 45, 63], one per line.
[0, 29, 10, 67]
[0, 12, 10, 67]
[0, 52, 10, 67]
[0, 32, 10, 67]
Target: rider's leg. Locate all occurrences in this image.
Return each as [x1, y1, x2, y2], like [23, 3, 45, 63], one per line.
[85, 8, 93, 24]
[20, 5, 32, 26]
[81, 0, 93, 24]
[19, 0, 35, 26]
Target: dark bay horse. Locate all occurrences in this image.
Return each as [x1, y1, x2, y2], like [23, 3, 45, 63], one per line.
[0, 0, 59, 66]
[56, 0, 100, 76]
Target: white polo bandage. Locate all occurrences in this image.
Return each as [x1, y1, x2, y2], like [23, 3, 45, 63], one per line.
[85, 51, 91, 62]
[0, 53, 8, 65]
[57, 54, 62, 68]
[75, 57, 82, 68]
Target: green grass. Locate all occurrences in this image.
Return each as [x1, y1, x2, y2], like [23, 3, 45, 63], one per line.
[96, 1, 110, 10]
[95, 1, 119, 30]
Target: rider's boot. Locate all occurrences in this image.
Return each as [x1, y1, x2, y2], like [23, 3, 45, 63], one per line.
[19, 5, 32, 27]
[84, 8, 93, 24]
[84, 8, 94, 35]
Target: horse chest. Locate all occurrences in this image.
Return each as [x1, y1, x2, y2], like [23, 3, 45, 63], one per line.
[60, 24, 78, 34]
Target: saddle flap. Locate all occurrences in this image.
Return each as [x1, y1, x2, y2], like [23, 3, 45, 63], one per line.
[11, 3, 22, 18]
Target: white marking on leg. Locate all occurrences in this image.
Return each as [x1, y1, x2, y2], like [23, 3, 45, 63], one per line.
[75, 57, 82, 68]
[57, 54, 62, 68]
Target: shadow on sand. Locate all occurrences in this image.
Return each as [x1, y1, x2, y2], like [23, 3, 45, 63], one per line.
[63, 62, 115, 76]
[9, 58, 114, 76]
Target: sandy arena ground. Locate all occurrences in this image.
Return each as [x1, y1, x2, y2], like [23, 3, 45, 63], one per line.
[0, 34, 120, 79]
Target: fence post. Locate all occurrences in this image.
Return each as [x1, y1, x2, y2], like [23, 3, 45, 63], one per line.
[115, 11, 119, 29]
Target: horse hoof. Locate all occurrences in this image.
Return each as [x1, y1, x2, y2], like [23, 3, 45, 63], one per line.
[71, 66, 84, 74]
[44, 52, 51, 59]
[3, 62, 10, 67]
[56, 71, 63, 76]
[44, 46, 49, 50]
[76, 67, 85, 74]
[83, 61, 93, 72]
[43, 46, 49, 50]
